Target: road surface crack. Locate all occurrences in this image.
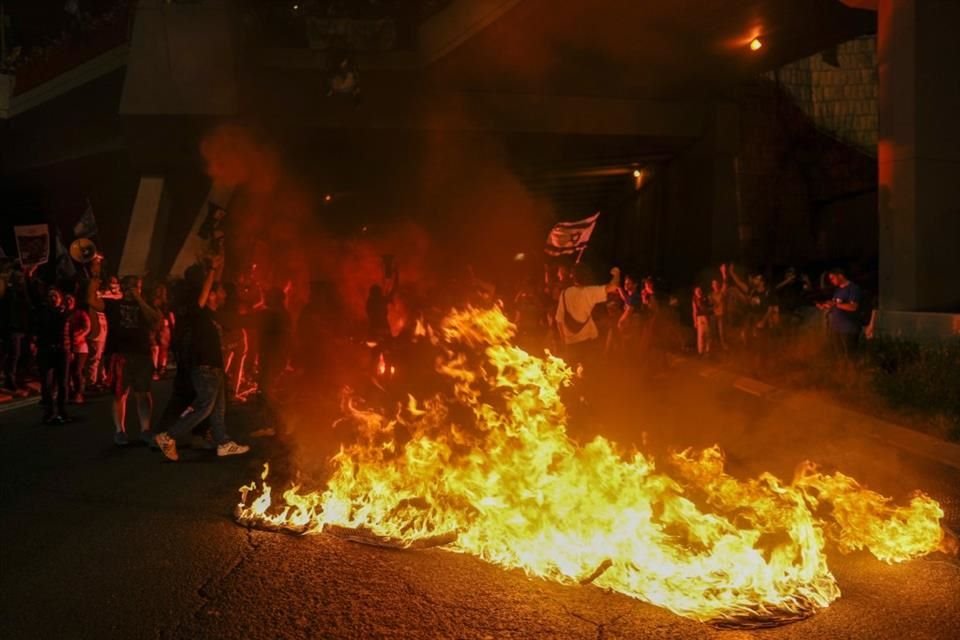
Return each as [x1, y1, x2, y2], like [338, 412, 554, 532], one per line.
[161, 527, 263, 640]
[542, 590, 637, 640]
[562, 608, 629, 640]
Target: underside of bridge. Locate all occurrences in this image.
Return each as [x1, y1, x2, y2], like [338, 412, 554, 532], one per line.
[2, 0, 957, 330]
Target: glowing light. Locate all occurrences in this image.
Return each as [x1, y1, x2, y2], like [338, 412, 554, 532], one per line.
[750, 37, 763, 51]
[633, 169, 642, 178]
[376, 353, 387, 377]
[514, 253, 526, 261]
[324, 194, 333, 202]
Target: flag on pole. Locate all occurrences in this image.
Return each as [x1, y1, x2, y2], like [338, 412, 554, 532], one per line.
[544, 212, 600, 257]
[55, 229, 77, 280]
[13, 224, 51, 268]
[73, 200, 98, 239]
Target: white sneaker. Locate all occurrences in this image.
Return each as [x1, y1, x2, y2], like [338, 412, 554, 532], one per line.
[217, 441, 250, 457]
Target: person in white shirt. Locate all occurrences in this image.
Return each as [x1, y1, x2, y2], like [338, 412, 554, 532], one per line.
[555, 264, 621, 367]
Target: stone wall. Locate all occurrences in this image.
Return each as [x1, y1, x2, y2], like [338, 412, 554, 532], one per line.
[772, 35, 878, 155]
[733, 39, 878, 271]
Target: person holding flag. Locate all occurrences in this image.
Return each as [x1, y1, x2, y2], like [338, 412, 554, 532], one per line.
[73, 200, 98, 240]
[555, 263, 621, 368]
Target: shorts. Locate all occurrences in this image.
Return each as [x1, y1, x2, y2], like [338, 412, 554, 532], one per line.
[110, 352, 153, 395]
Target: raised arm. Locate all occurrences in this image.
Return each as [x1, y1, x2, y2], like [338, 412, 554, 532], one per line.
[605, 267, 621, 294]
[774, 272, 796, 291]
[727, 263, 750, 294]
[134, 289, 163, 327]
[197, 254, 224, 309]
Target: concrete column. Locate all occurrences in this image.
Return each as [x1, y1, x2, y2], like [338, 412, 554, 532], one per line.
[119, 176, 169, 277]
[120, 0, 238, 116]
[878, 0, 960, 319]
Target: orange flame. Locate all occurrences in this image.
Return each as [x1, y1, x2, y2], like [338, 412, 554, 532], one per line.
[236, 307, 944, 625]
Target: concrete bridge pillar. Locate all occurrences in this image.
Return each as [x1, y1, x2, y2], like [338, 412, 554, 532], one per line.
[877, 0, 960, 336]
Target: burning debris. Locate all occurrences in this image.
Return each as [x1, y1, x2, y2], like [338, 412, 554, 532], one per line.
[235, 306, 945, 627]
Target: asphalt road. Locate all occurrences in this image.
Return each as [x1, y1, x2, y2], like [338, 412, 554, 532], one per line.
[1, 363, 958, 640]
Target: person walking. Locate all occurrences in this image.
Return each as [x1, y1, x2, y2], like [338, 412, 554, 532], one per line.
[85, 298, 108, 390]
[64, 293, 91, 403]
[150, 283, 174, 380]
[692, 285, 713, 356]
[87, 262, 161, 446]
[36, 287, 70, 424]
[155, 256, 250, 461]
[608, 273, 641, 356]
[1, 263, 34, 393]
[710, 266, 728, 351]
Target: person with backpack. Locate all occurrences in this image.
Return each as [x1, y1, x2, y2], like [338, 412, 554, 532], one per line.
[554, 264, 621, 369]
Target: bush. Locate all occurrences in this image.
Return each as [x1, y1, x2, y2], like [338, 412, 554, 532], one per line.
[867, 337, 960, 441]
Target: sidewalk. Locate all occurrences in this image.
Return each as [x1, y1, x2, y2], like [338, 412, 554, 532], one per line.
[672, 355, 960, 472]
[0, 382, 41, 414]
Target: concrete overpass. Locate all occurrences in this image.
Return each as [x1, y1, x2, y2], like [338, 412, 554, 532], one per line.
[4, 0, 956, 335]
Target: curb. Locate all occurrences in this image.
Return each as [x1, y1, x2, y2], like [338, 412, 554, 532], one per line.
[672, 356, 960, 471]
[0, 395, 42, 414]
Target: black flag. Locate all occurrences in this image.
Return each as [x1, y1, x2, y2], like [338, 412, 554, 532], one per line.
[73, 200, 98, 239]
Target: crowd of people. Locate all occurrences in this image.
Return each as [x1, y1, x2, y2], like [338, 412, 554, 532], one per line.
[506, 259, 873, 377]
[3, 237, 874, 460]
[349, 253, 874, 386]
[0, 249, 304, 461]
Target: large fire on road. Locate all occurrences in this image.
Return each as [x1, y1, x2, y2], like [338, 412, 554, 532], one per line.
[235, 306, 945, 626]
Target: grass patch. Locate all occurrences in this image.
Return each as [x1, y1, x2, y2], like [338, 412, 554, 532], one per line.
[716, 327, 960, 442]
[867, 337, 960, 441]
